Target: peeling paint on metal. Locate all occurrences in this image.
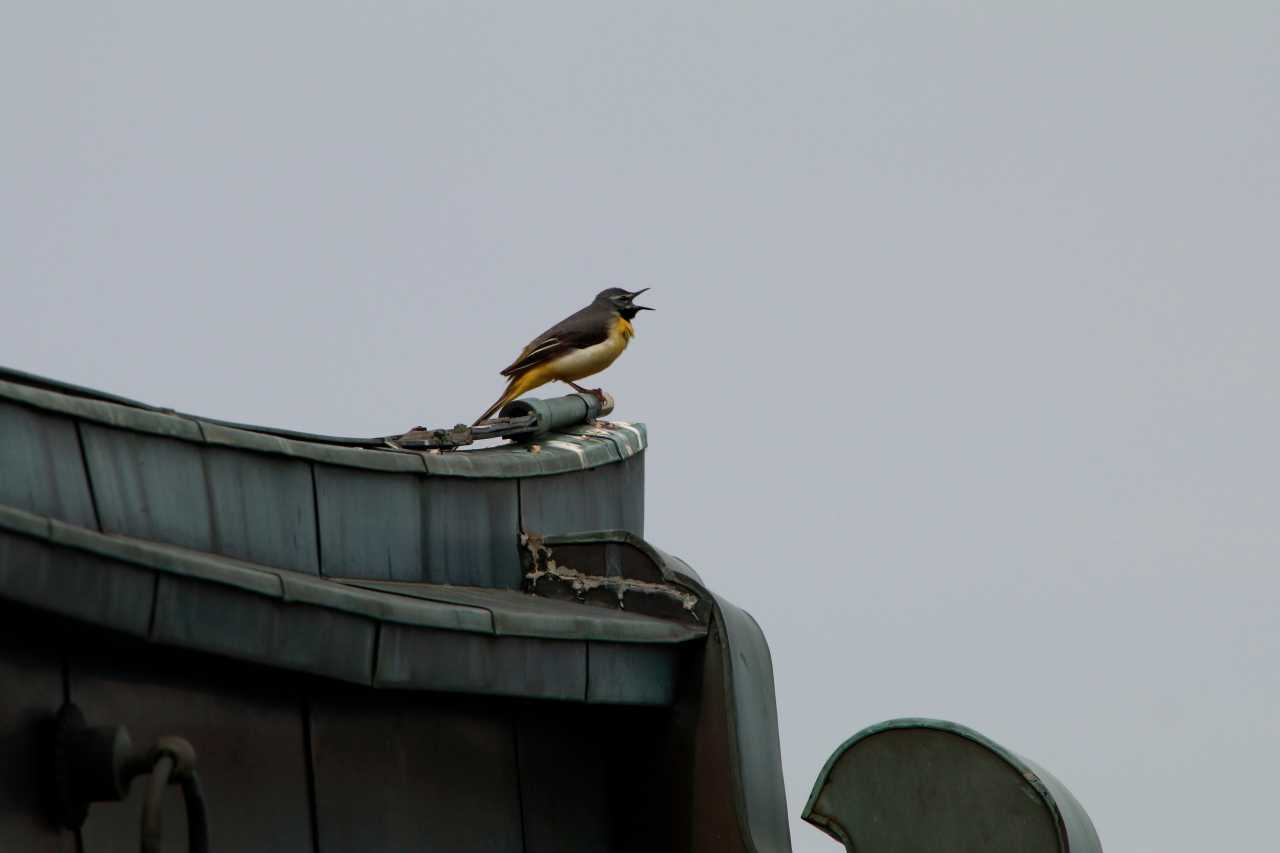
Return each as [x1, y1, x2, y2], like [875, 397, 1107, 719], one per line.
[521, 533, 700, 616]
[543, 440, 589, 465]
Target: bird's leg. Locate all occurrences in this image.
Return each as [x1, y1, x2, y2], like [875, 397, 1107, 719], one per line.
[565, 376, 604, 399]
[563, 379, 608, 407]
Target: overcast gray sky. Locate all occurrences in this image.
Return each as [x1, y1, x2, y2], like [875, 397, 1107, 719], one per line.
[4, 3, 1278, 850]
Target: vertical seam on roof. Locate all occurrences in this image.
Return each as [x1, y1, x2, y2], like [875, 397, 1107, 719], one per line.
[73, 421, 103, 532]
[145, 572, 161, 642]
[368, 622, 382, 687]
[514, 477, 525, 590]
[301, 697, 322, 853]
[195, 420, 224, 555]
[511, 709, 530, 853]
[59, 641, 71, 706]
[516, 478, 527, 534]
[416, 476, 430, 583]
[309, 463, 325, 576]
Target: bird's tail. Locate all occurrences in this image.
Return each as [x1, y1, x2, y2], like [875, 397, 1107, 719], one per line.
[472, 377, 523, 426]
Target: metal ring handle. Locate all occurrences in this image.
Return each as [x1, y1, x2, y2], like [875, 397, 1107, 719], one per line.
[139, 749, 210, 853]
[140, 754, 174, 853]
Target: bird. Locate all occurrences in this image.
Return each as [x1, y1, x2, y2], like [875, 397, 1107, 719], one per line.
[474, 288, 654, 424]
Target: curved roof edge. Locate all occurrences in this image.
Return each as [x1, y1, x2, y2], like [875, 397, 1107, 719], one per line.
[711, 593, 794, 853]
[0, 502, 702, 704]
[526, 530, 793, 853]
[0, 365, 645, 477]
[802, 718, 1102, 852]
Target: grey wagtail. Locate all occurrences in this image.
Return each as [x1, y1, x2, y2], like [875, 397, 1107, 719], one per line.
[474, 288, 654, 424]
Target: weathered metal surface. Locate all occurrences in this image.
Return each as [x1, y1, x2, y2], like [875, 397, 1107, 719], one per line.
[4, 502, 709, 650]
[309, 691, 524, 853]
[48, 702, 209, 850]
[0, 513, 154, 638]
[392, 391, 610, 449]
[539, 530, 705, 585]
[708, 594, 792, 853]
[0, 366, 803, 850]
[202, 446, 320, 574]
[1, 506, 701, 694]
[69, 640, 313, 853]
[0, 364, 163, 410]
[0, 376, 201, 441]
[515, 704, 618, 853]
[602, 705, 685, 853]
[272, 563, 491, 630]
[802, 719, 1102, 853]
[199, 419, 427, 474]
[540, 540, 663, 583]
[422, 476, 522, 586]
[0, 365, 804, 851]
[683, 622, 751, 852]
[519, 453, 644, 536]
[521, 532, 709, 626]
[587, 642, 680, 705]
[79, 424, 214, 551]
[151, 576, 377, 684]
[0, 609, 76, 852]
[274, 570, 493, 634]
[313, 465, 425, 580]
[421, 429, 636, 478]
[0, 401, 98, 528]
[0, 368, 646, 479]
[48, 514, 277, 598]
[341, 579, 705, 643]
[498, 392, 610, 436]
[374, 625, 587, 700]
[558, 420, 647, 463]
[0, 602, 731, 850]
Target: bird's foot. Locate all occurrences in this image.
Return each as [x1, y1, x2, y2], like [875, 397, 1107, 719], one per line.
[563, 381, 609, 413]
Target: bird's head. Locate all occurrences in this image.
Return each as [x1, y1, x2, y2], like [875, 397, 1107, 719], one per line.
[596, 287, 654, 321]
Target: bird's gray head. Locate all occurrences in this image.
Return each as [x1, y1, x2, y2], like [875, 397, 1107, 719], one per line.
[595, 287, 654, 321]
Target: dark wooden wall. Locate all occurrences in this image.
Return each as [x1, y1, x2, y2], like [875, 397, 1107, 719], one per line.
[0, 605, 694, 853]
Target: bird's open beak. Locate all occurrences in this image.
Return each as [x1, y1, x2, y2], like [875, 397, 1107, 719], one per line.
[629, 288, 654, 311]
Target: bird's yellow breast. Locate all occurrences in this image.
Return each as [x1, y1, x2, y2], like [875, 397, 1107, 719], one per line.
[544, 316, 634, 382]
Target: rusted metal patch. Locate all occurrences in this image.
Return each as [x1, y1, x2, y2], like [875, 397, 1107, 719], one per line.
[521, 533, 700, 619]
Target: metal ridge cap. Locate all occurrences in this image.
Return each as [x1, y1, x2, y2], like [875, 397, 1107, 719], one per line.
[0, 365, 644, 477]
[0, 364, 166, 410]
[0, 505, 697, 646]
[335, 578, 707, 644]
[0, 504, 488, 634]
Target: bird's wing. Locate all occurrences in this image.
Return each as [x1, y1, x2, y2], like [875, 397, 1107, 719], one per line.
[499, 305, 610, 377]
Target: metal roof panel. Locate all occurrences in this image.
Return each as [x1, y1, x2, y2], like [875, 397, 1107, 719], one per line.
[0, 366, 645, 478]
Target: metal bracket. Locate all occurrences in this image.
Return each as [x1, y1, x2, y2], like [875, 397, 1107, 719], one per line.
[389, 391, 614, 451]
[49, 703, 209, 852]
[389, 413, 540, 450]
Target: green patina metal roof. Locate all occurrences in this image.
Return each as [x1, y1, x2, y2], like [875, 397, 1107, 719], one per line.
[0, 502, 703, 703]
[0, 366, 646, 478]
[0, 365, 647, 583]
[0, 364, 795, 851]
[803, 718, 1102, 853]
